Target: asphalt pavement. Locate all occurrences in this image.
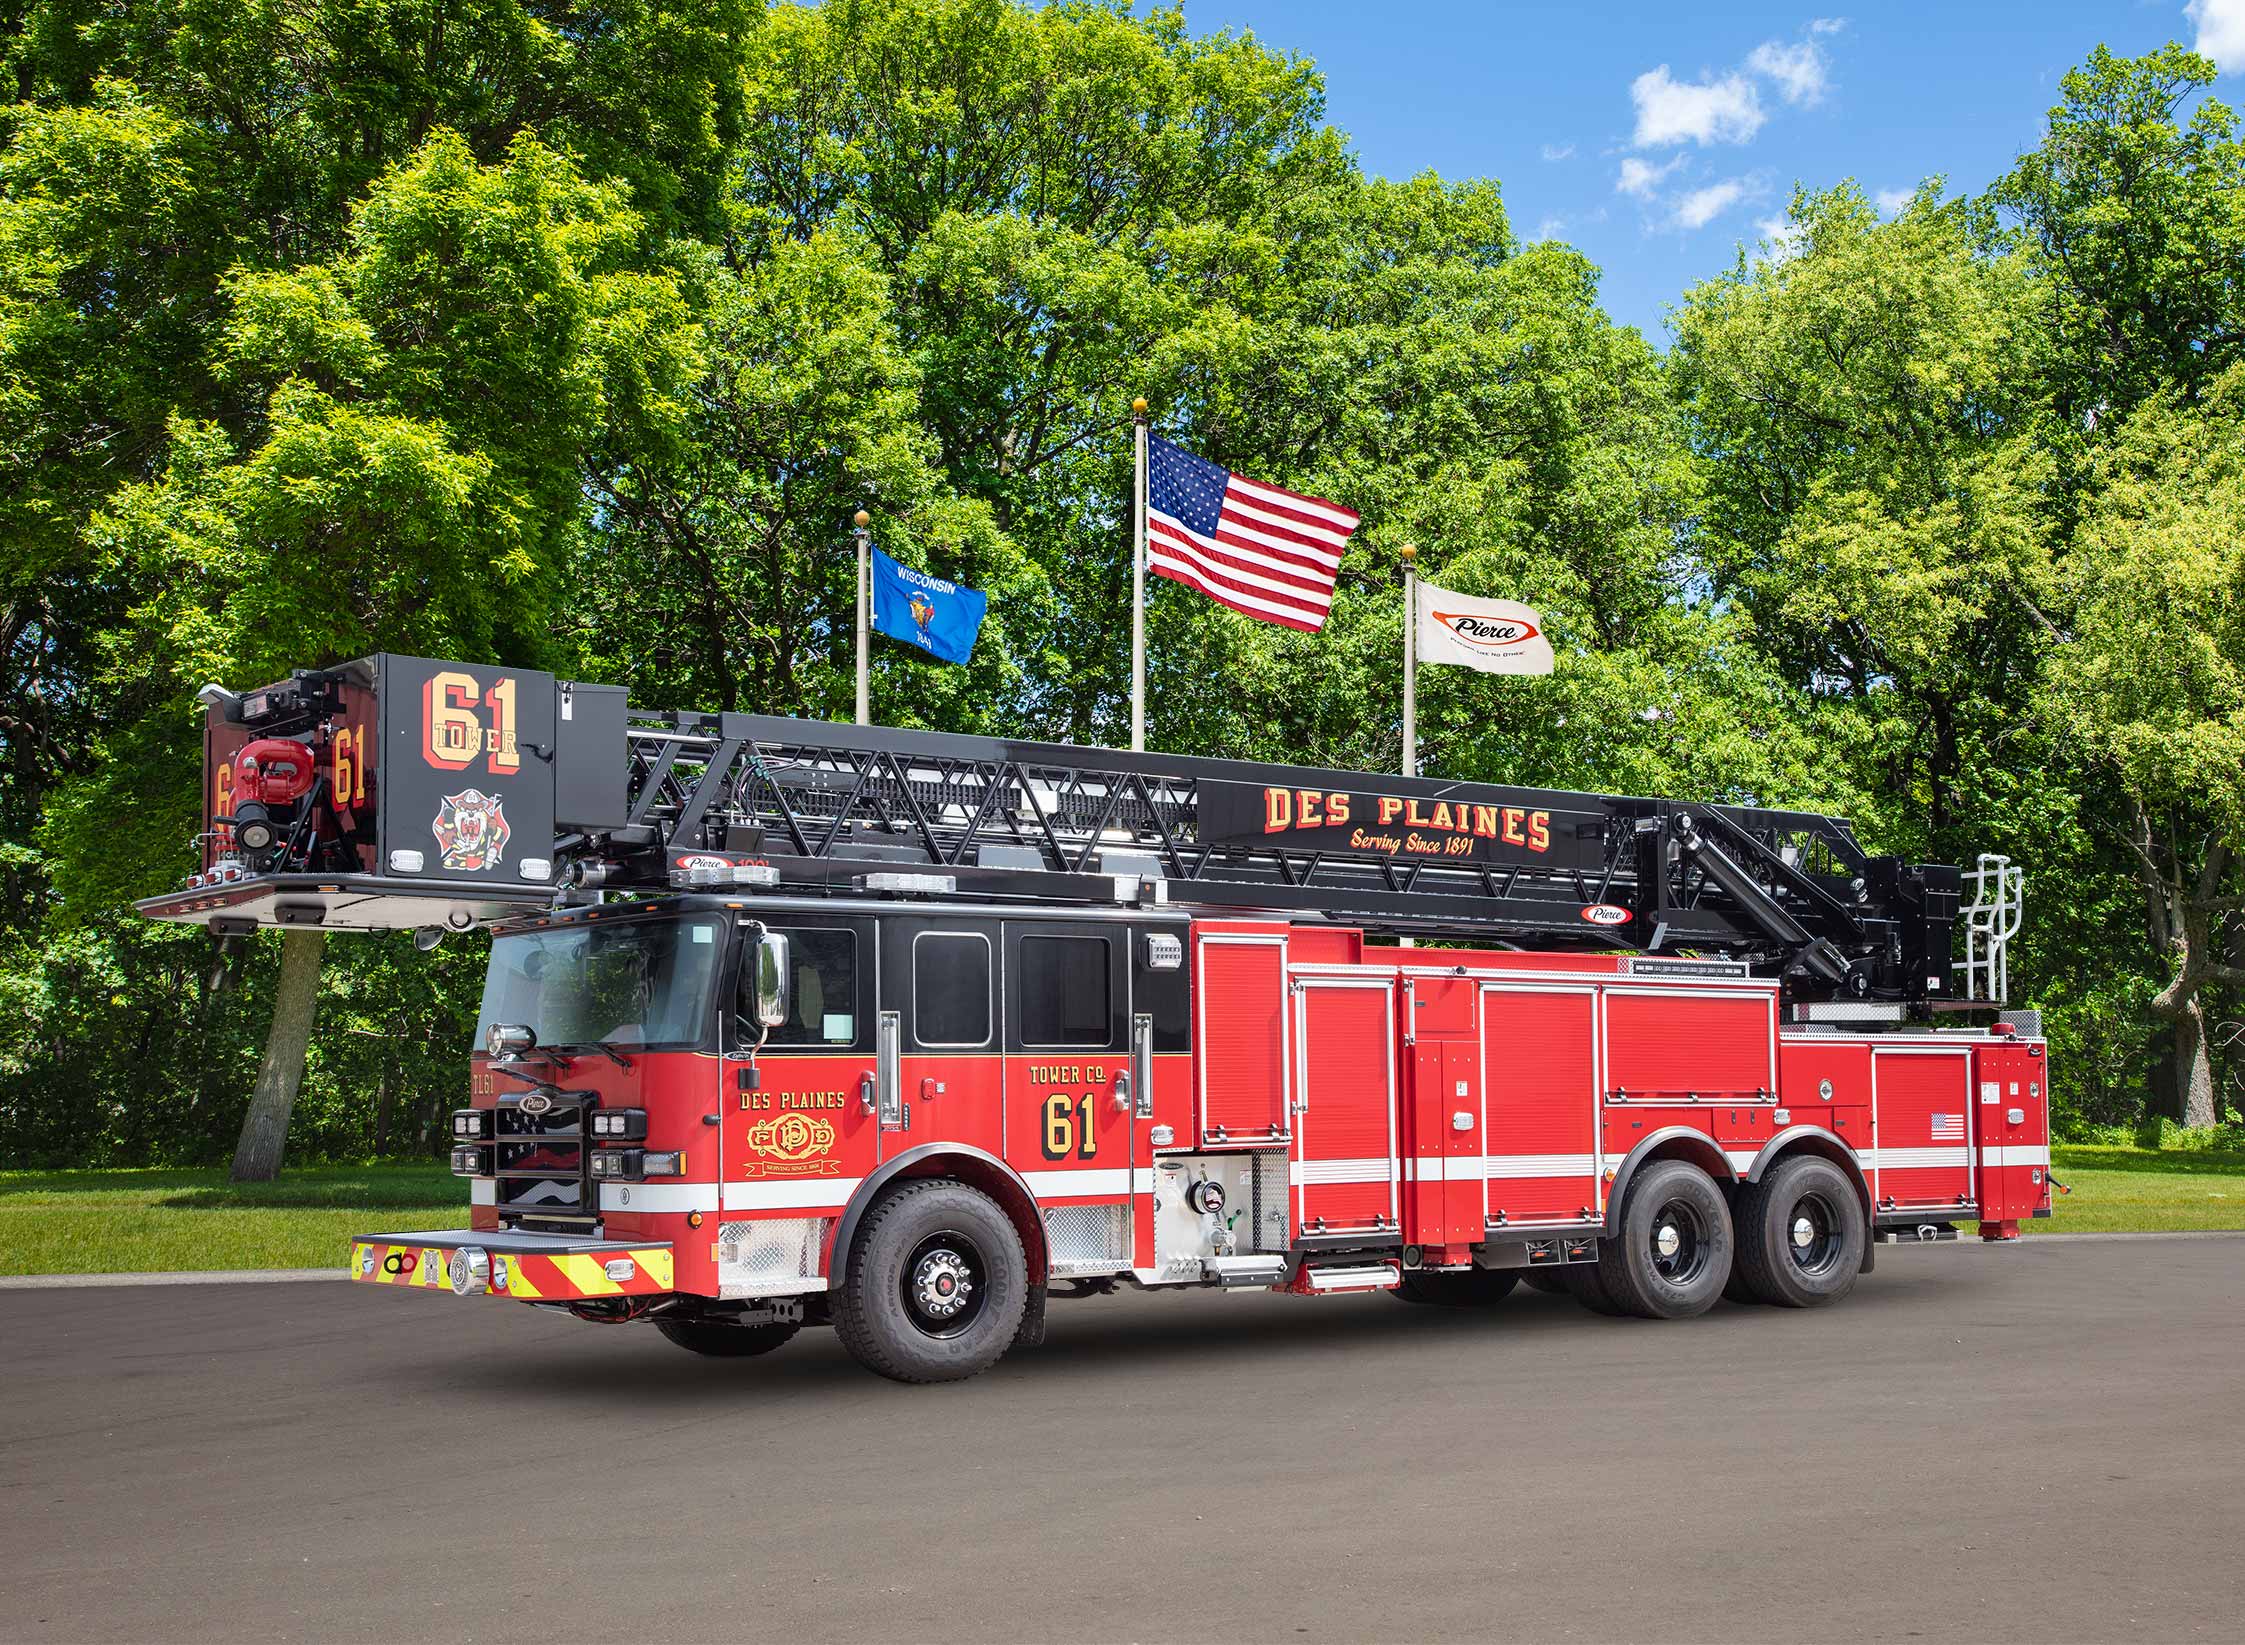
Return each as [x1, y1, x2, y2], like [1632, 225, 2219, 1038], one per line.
[2, 1235, 2240, 1643]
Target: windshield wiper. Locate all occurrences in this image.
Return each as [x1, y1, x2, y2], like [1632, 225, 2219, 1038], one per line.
[545, 1041, 636, 1071]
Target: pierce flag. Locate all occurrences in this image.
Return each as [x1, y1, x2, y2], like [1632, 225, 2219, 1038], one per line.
[1413, 580, 1554, 674]
[869, 546, 987, 666]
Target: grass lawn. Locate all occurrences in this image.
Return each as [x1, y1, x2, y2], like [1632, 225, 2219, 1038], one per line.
[1, 1149, 2240, 1276]
[0, 1164, 463, 1276]
[2037, 1146, 2245, 1235]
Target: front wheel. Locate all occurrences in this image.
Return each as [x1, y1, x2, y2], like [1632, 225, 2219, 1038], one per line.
[655, 1318, 800, 1358]
[831, 1180, 1028, 1383]
[1734, 1156, 1866, 1308]
[1596, 1159, 1734, 1319]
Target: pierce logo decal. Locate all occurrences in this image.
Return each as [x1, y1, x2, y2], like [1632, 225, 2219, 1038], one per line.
[1431, 611, 1543, 651]
[1579, 903, 1632, 926]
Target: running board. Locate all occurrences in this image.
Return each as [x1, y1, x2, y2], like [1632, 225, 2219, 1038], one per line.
[1300, 1260, 1402, 1294]
[1202, 1254, 1289, 1288]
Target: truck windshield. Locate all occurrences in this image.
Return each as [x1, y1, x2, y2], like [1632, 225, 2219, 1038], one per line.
[477, 917, 723, 1051]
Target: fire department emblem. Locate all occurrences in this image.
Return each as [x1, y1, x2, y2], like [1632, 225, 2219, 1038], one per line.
[432, 789, 511, 872]
[749, 1113, 835, 1161]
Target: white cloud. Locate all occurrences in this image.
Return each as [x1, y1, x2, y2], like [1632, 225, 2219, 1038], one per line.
[1617, 154, 1686, 197]
[1746, 39, 1829, 106]
[1756, 215, 1808, 261]
[2189, 0, 2245, 73]
[1671, 177, 1755, 230]
[1631, 65, 1765, 147]
[1541, 142, 1577, 162]
[1808, 17, 1848, 36]
[1534, 215, 1569, 240]
[1875, 186, 1913, 217]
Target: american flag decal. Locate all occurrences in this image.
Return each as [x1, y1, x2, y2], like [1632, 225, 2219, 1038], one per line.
[1929, 1113, 1965, 1140]
[1145, 434, 1359, 632]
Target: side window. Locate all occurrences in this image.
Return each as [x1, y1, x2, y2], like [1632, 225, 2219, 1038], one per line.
[747, 927, 858, 1047]
[913, 932, 991, 1047]
[1020, 934, 1113, 1048]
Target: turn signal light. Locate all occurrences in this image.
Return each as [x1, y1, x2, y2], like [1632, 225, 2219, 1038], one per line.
[590, 1147, 684, 1182]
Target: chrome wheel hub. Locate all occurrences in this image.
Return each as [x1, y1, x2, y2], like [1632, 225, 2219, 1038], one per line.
[1654, 1223, 1682, 1260]
[1791, 1215, 1817, 1250]
[912, 1248, 974, 1321]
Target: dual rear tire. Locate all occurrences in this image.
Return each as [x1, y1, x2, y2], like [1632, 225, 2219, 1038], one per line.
[1566, 1154, 1866, 1319]
[1732, 1155, 1866, 1308]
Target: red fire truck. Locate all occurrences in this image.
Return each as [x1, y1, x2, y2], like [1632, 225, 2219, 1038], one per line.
[139, 654, 2048, 1382]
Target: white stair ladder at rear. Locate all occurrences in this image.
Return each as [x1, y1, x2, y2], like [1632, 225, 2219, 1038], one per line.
[1955, 854, 2023, 1004]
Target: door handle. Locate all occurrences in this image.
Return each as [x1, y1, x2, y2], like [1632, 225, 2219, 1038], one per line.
[1130, 1013, 1154, 1119]
[875, 1010, 905, 1131]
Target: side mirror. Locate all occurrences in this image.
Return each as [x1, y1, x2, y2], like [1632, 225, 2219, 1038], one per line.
[486, 1022, 537, 1060]
[753, 931, 791, 1030]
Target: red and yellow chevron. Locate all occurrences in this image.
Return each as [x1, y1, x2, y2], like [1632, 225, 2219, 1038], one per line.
[349, 1240, 674, 1300]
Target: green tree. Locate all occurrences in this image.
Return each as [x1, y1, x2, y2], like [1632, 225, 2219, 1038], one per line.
[2046, 365, 2245, 1127]
[40, 128, 696, 1174]
[1990, 43, 2245, 430]
[1670, 183, 2055, 859]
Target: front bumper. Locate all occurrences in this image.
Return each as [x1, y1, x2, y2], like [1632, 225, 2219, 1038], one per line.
[351, 1229, 674, 1300]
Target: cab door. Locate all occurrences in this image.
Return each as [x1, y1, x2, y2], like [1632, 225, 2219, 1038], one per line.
[878, 916, 1002, 1164]
[1003, 920, 1134, 1275]
[726, 914, 877, 1206]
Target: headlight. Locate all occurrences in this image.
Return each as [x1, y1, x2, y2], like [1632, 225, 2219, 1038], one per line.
[589, 1108, 646, 1140]
[449, 1144, 490, 1177]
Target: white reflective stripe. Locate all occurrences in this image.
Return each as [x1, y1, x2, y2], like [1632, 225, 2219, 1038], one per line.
[1871, 1146, 1972, 1171]
[1981, 1144, 2050, 1168]
[720, 1178, 861, 1212]
[598, 1181, 720, 1213]
[1019, 1167, 1133, 1198]
[1481, 1153, 1599, 1178]
[1291, 1156, 1392, 1186]
[1411, 1154, 1447, 1181]
[1132, 1167, 1155, 1193]
[469, 1179, 496, 1206]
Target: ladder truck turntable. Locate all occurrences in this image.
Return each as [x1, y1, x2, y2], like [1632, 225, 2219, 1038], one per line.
[140, 654, 2049, 1384]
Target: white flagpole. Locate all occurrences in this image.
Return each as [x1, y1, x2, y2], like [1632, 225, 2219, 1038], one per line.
[853, 509, 871, 725]
[1400, 542, 1418, 776]
[1131, 398, 1149, 751]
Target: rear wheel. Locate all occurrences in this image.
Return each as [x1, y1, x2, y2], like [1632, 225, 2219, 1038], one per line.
[1596, 1159, 1733, 1319]
[1735, 1156, 1866, 1308]
[831, 1180, 1028, 1383]
[1393, 1268, 1521, 1306]
[1559, 1258, 1627, 1316]
[655, 1318, 800, 1358]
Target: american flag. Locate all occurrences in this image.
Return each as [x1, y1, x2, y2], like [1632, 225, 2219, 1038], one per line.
[1146, 434, 1359, 632]
[1929, 1113, 1965, 1141]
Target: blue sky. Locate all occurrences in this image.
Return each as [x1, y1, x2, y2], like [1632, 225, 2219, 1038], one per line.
[1159, 1, 2245, 340]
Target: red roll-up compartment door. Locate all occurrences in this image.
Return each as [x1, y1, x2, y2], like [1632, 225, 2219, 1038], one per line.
[1872, 1047, 1976, 1211]
[1482, 987, 1601, 1225]
[1194, 928, 1289, 1145]
[1603, 988, 1775, 1103]
[1295, 980, 1397, 1233]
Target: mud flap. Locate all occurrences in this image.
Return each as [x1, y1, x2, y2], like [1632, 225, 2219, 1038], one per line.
[1012, 1281, 1049, 1351]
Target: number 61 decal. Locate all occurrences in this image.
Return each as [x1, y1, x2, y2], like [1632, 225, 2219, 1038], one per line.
[1040, 1092, 1099, 1160]
[422, 670, 520, 775]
